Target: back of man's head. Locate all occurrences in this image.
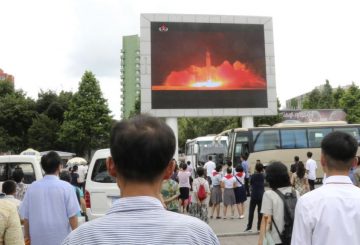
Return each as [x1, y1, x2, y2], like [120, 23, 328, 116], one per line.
[41, 151, 62, 174]
[2, 180, 16, 195]
[321, 131, 358, 171]
[208, 156, 212, 161]
[110, 114, 176, 183]
[307, 152, 312, 158]
[294, 156, 299, 162]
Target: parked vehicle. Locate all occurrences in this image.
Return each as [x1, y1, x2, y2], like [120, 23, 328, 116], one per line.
[85, 149, 119, 220]
[0, 155, 43, 189]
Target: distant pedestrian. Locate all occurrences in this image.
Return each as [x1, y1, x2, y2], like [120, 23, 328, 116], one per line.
[210, 164, 223, 219]
[77, 164, 88, 191]
[241, 155, 250, 196]
[291, 161, 309, 195]
[290, 156, 300, 174]
[178, 162, 191, 213]
[245, 162, 264, 232]
[12, 167, 28, 201]
[70, 165, 80, 187]
[204, 156, 216, 185]
[221, 167, 236, 219]
[305, 152, 317, 190]
[189, 166, 210, 223]
[170, 159, 179, 183]
[161, 176, 180, 212]
[20, 151, 80, 245]
[233, 164, 247, 219]
[292, 131, 360, 245]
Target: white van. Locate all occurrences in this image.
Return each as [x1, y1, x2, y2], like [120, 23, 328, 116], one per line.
[85, 149, 120, 221]
[0, 155, 43, 189]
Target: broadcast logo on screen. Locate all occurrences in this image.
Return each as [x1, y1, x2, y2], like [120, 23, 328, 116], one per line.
[158, 24, 168, 32]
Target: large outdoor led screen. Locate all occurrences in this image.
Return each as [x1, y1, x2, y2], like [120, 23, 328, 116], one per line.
[151, 22, 267, 109]
[140, 14, 277, 117]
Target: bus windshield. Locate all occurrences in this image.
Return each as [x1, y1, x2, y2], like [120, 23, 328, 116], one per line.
[198, 140, 227, 163]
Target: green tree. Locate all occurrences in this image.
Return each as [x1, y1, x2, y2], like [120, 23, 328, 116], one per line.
[333, 86, 345, 108]
[290, 98, 298, 109]
[303, 88, 321, 109]
[0, 91, 37, 153]
[59, 71, 112, 156]
[339, 83, 360, 123]
[318, 80, 334, 109]
[0, 79, 15, 97]
[28, 114, 60, 151]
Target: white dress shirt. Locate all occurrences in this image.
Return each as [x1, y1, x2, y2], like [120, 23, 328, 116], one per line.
[204, 161, 216, 177]
[305, 158, 317, 180]
[292, 175, 360, 245]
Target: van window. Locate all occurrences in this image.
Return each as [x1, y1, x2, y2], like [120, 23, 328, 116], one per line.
[91, 159, 116, 183]
[0, 162, 36, 184]
[308, 128, 332, 148]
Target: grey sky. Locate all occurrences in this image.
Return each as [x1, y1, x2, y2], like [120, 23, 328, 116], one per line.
[1, 0, 359, 119]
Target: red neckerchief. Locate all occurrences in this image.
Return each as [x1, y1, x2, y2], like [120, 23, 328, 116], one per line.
[236, 172, 243, 177]
[225, 174, 233, 179]
[213, 172, 219, 176]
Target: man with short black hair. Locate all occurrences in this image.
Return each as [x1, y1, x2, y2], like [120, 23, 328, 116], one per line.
[20, 151, 80, 245]
[204, 156, 216, 185]
[63, 115, 219, 245]
[305, 152, 317, 190]
[292, 131, 360, 245]
[290, 156, 300, 174]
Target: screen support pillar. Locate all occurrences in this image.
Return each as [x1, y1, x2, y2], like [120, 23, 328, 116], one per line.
[166, 117, 178, 161]
[242, 116, 254, 128]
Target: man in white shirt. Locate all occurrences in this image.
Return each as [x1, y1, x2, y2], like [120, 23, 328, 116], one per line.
[77, 164, 88, 190]
[305, 151, 317, 190]
[204, 156, 216, 184]
[292, 131, 360, 245]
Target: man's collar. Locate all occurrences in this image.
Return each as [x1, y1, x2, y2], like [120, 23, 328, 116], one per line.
[43, 175, 59, 180]
[323, 175, 353, 184]
[107, 196, 164, 215]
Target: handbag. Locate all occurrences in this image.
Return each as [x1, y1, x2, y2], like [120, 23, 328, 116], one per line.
[262, 215, 275, 245]
[263, 231, 275, 245]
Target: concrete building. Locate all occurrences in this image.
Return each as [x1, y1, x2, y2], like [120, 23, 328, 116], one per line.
[120, 35, 140, 119]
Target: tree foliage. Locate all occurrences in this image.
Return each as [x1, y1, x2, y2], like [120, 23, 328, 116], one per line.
[59, 71, 112, 157]
[28, 114, 60, 151]
[302, 88, 321, 109]
[0, 91, 37, 153]
[0, 79, 15, 97]
[339, 83, 360, 123]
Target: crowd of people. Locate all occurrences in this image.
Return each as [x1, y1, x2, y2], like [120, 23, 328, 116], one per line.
[1, 114, 360, 245]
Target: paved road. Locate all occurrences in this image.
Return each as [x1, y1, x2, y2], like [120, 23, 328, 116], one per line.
[206, 200, 260, 245]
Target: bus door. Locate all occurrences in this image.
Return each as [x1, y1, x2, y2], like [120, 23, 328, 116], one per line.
[233, 132, 249, 166]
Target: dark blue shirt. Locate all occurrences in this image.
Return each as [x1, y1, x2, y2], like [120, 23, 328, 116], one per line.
[250, 173, 265, 200]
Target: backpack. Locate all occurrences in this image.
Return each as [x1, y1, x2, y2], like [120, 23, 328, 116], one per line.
[272, 189, 297, 245]
[197, 181, 207, 202]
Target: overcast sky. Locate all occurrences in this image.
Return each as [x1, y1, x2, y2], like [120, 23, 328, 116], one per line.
[1, 0, 359, 119]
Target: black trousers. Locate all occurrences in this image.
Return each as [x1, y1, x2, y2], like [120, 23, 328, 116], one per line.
[308, 179, 315, 190]
[245, 177, 250, 196]
[246, 198, 262, 230]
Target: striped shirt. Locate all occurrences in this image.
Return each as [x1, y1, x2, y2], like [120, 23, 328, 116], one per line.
[62, 196, 219, 245]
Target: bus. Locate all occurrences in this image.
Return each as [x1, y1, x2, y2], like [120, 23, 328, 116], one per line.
[219, 121, 360, 181]
[184, 136, 228, 173]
